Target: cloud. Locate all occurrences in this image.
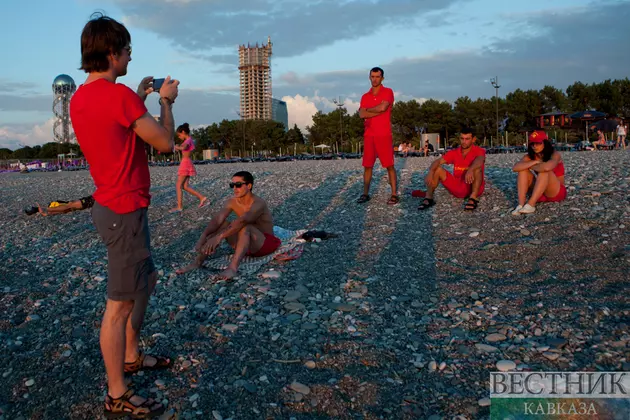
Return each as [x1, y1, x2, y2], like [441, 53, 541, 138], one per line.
[274, 1, 630, 103]
[0, 119, 55, 150]
[281, 93, 362, 130]
[115, 0, 467, 58]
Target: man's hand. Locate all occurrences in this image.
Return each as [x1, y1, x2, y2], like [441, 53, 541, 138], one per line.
[137, 76, 154, 101]
[194, 235, 207, 252]
[201, 235, 222, 255]
[37, 203, 49, 217]
[464, 169, 474, 184]
[159, 76, 180, 103]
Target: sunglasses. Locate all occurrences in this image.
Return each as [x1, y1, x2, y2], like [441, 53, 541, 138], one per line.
[229, 182, 248, 189]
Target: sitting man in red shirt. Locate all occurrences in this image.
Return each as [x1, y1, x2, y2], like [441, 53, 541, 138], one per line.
[418, 127, 486, 211]
[70, 13, 179, 419]
[176, 171, 281, 280]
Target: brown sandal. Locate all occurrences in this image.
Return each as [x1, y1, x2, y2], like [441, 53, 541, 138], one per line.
[104, 388, 165, 419]
[124, 352, 172, 374]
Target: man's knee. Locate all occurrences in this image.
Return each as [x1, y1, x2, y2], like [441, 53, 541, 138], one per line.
[238, 225, 252, 237]
[105, 300, 134, 319]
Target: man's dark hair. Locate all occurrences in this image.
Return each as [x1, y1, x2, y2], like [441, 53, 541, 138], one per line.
[233, 171, 254, 188]
[79, 13, 131, 73]
[460, 127, 475, 137]
[370, 67, 384, 77]
[527, 139, 555, 162]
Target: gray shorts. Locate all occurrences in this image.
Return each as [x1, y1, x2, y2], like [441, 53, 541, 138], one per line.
[92, 202, 156, 301]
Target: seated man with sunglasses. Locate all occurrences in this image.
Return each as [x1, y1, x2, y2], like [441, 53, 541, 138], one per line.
[176, 171, 281, 280]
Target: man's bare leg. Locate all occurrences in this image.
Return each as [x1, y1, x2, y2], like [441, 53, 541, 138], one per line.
[124, 274, 160, 367]
[468, 167, 483, 200]
[101, 299, 133, 398]
[218, 225, 266, 280]
[424, 166, 447, 200]
[362, 167, 373, 196]
[176, 220, 231, 274]
[386, 166, 397, 196]
[176, 252, 207, 275]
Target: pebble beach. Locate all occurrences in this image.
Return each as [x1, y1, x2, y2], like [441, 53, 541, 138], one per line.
[0, 150, 629, 419]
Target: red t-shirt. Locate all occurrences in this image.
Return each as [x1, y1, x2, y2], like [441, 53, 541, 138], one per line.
[70, 79, 150, 214]
[443, 145, 486, 180]
[360, 86, 394, 137]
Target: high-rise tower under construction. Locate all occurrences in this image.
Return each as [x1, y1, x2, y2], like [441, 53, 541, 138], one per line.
[238, 36, 272, 120]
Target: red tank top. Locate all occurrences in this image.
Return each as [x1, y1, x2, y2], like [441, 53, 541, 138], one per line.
[553, 161, 565, 177]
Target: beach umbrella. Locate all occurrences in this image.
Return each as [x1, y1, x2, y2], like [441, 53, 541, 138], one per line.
[569, 110, 607, 140]
[589, 119, 619, 133]
[569, 110, 607, 120]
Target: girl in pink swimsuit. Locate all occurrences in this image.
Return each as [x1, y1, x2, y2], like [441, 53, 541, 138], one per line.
[170, 123, 208, 212]
[511, 130, 566, 215]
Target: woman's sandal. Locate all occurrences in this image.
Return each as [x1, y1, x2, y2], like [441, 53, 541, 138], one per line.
[418, 198, 436, 210]
[464, 197, 479, 211]
[387, 194, 400, 205]
[104, 389, 165, 419]
[124, 352, 172, 374]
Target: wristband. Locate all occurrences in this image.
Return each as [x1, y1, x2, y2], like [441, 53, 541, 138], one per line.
[159, 97, 173, 106]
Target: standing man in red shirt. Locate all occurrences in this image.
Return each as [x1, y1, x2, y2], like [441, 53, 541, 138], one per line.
[357, 67, 399, 205]
[418, 127, 486, 211]
[70, 13, 178, 418]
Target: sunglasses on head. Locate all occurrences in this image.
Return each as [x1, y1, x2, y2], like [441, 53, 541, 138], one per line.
[229, 182, 248, 189]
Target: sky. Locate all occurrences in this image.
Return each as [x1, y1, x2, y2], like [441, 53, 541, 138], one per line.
[1, 0, 629, 149]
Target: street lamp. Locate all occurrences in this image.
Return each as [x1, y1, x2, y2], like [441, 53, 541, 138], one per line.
[236, 111, 245, 157]
[332, 96, 344, 153]
[490, 76, 501, 147]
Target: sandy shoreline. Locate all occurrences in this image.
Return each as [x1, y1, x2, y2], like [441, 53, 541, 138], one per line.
[1, 150, 628, 419]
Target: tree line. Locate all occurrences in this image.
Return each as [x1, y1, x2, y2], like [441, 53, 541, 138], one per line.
[2, 78, 628, 159]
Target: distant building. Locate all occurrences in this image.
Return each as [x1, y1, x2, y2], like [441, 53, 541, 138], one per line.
[272, 98, 288, 131]
[238, 37, 273, 121]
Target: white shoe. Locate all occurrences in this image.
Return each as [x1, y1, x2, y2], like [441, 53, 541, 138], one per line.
[519, 204, 536, 214]
[511, 205, 523, 216]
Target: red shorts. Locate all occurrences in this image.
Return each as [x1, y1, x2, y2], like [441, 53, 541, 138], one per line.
[363, 135, 394, 168]
[247, 233, 281, 257]
[537, 184, 567, 203]
[442, 171, 485, 199]
[178, 158, 197, 177]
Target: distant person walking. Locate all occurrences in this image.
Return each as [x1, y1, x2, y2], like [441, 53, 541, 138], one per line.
[356, 67, 398, 205]
[170, 122, 208, 213]
[616, 122, 626, 149]
[71, 13, 179, 418]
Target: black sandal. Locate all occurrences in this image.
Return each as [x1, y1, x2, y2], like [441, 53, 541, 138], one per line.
[356, 194, 370, 204]
[464, 197, 479, 211]
[104, 388, 165, 419]
[387, 195, 400, 205]
[418, 198, 436, 210]
[124, 352, 172, 374]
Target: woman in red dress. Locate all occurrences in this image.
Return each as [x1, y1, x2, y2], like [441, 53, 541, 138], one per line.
[170, 123, 208, 212]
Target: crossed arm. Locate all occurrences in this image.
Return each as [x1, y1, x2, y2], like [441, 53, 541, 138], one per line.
[359, 100, 391, 119]
[512, 152, 560, 173]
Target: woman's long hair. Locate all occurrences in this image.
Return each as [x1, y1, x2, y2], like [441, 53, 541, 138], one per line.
[527, 139, 554, 162]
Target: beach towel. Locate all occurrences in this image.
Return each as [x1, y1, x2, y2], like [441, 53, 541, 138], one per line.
[203, 226, 307, 275]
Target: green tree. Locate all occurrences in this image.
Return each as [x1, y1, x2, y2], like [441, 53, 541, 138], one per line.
[286, 124, 305, 145]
